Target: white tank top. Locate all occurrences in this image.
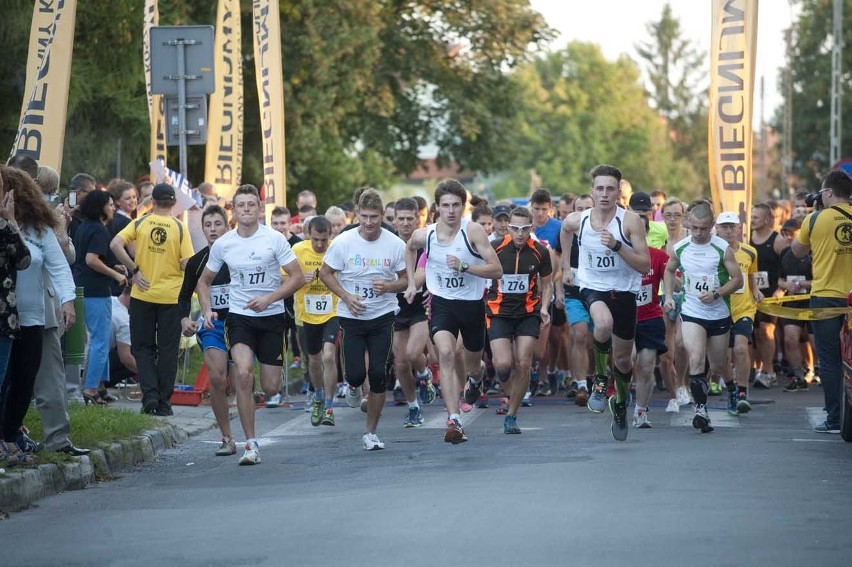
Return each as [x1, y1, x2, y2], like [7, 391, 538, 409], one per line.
[673, 235, 732, 320]
[576, 208, 641, 293]
[425, 219, 486, 300]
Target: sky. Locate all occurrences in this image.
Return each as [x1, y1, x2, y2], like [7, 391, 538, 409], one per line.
[529, 0, 799, 126]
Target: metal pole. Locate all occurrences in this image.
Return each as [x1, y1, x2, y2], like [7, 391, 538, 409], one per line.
[830, 0, 843, 166]
[176, 40, 188, 180]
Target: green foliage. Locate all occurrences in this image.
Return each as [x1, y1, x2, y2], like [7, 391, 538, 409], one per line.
[492, 43, 703, 201]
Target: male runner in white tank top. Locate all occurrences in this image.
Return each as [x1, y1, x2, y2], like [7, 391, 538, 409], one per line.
[559, 164, 650, 442]
[404, 180, 503, 444]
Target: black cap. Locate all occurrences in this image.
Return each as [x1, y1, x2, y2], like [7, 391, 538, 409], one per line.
[493, 204, 511, 219]
[152, 183, 176, 202]
[628, 191, 652, 212]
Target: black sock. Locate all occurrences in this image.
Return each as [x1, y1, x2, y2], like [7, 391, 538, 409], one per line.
[689, 373, 708, 406]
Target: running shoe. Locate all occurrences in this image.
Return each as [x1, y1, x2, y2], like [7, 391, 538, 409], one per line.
[609, 397, 628, 441]
[588, 376, 608, 414]
[444, 418, 468, 444]
[708, 381, 723, 395]
[346, 384, 361, 408]
[299, 380, 309, 394]
[416, 368, 436, 405]
[521, 391, 532, 407]
[503, 414, 522, 434]
[535, 382, 552, 396]
[304, 390, 315, 413]
[736, 391, 752, 414]
[804, 368, 817, 385]
[496, 397, 509, 415]
[336, 383, 347, 398]
[565, 382, 579, 400]
[360, 395, 369, 413]
[676, 386, 692, 406]
[238, 441, 261, 465]
[813, 421, 840, 434]
[266, 393, 283, 408]
[574, 387, 589, 407]
[321, 408, 335, 426]
[459, 399, 474, 413]
[463, 378, 482, 406]
[310, 399, 324, 426]
[782, 378, 808, 392]
[215, 436, 237, 456]
[726, 390, 739, 417]
[665, 398, 680, 413]
[475, 394, 489, 409]
[633, 409, 652, 429]
[290, 356, 302, 369]
[392, 386, 407, 406]
[403, 406, 424, 428]
[363, 432, 386, 450]
[692, 404, 714, 433]
[752, 372, 771, 389]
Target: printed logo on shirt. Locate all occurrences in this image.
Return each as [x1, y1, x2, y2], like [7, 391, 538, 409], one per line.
[835, 222, 852, 247]
[151, 227, 168, 246]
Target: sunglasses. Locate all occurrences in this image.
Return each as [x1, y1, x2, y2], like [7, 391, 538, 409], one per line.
[508, 224, 532, 232]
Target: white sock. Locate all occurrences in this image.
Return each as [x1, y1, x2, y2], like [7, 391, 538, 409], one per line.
[449, 413, 461, 422]
[408, 401, 420, 410]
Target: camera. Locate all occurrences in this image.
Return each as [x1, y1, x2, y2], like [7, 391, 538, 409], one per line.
[805, 192, 822, 208]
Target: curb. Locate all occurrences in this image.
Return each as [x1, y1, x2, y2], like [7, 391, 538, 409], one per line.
[0, 422, 193, 513]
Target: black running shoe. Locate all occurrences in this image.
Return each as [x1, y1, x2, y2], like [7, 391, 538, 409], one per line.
[463, 378, 482, 405]
[608, 397, 628, 442]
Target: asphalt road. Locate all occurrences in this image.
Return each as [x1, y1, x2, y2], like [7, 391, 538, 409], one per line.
[2, 386, 851, 567]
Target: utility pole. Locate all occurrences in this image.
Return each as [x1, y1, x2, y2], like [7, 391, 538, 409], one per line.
[830, 0, 843, 166]
[783, 26, 793, 194]
[760, 76, 767, 198]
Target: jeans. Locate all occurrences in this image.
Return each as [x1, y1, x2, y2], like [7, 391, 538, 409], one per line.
[0, 326, 44, 441]
[83, 297, 112, 390]
[810, 296, 848, 427]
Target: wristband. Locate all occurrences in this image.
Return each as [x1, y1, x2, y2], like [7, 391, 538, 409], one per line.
[713, 290, 720, 300]
[131, 266, 140, 276]
[612, 240, 622, 252]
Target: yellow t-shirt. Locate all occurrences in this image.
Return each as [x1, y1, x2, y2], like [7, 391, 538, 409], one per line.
[798, 204, 852, 298]
[647, 221, 668, 250]
[729, 243, 758, 321]
[117, 213, 194, 304]
[292, 240, 338, 325]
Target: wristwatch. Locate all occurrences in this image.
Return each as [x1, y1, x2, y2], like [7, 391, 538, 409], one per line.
[713, 290, 720, 300]
[460, 261, 469, 273]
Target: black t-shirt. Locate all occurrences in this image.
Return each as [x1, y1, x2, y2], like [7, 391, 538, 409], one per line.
[179, 246, 231, 320]
[109, 213, 132, 237]
[72, 219, 114, 297]
[555, 232, 581, 298]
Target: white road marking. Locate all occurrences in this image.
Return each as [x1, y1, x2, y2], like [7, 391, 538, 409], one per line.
[806, 407, 828, 429]
[669, 409, 740, 428]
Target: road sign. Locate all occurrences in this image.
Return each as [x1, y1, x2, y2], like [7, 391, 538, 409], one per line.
[166, 96, 208, 146]
[150, 26, 215, 96]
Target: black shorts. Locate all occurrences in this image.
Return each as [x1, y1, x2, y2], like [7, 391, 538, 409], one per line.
[303, 318, 340, 356]
[681, 313, 732, 338]
[635, 317, 667, 354]
[579, 288, 637, 340]
[225, 312, 286, 366]
[754, 311, 777, 327]
[487, 314, 541, 341]
[729, 317, 753, 347]
[429, 295, 486, 352]
[395, 308, 428, 331]
[549, 302, 566, 327]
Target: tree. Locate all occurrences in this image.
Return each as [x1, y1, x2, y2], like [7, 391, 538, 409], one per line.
[634, 2, 708, 190]
[492, 42, 703, 201]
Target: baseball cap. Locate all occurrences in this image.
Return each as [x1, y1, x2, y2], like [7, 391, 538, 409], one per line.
[151, 183, 176, 202]
[628, 192, 652, 212]
[493, 204, 512, 219]
[716, 211, 740, 225]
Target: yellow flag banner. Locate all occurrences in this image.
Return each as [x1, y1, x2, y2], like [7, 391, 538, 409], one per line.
[144, 0, 167, 180]
[11, 0, 77, 173]
[205, 0, 244, 200]
[708, 0, 758, 228]
[756, 295, 851, 321]
[252, 0, 287, 216]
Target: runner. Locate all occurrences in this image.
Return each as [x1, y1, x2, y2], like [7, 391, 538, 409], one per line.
[486, 207, 552, 434]
[391, 198, 435, 428]
[715, 211, 763, 414]
[319, 189, 407, 450]
[776, 218, 813, 392]
[178, 205, 236, 455]
[292, 216, 340, 427]
[660, 198, 691, 411]
[404, 179, 503, 444]
[664, 201, 743, 433]
[560, 165, 650, 442]
[196, 184, 304, 466]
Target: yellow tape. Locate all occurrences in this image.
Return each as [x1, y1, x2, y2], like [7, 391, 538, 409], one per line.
[756, 295, 852, 321]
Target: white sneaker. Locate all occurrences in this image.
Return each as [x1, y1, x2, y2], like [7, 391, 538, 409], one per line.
[238, 441, 261, 465]
[346, 385, 361, 408]
[360, 396, 369, 413]
[675, 386, 691, 406]
[304, 390, 315, 413]
[666, 398, 680, 413]
[753, 372, 771, 389]
[633, 410, 652, 428]
[336, 383, 347, 398]
[362, 432, 385, 451]
[266, 393, 283, 408]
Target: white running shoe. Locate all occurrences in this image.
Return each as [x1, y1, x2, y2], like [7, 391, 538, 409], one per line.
[304, 390, 315, 413]
[665, 398, 680, 413]
[266, 393, 283, 408]
[753, 372, 771, 389]
[238, 441, 261, 465]
[360, 396, 369, 413]
[346, 385, 361, 408]
[633, 410, 652, 429]
[675, 386, 691, 406]
[362, 432, 385, 451]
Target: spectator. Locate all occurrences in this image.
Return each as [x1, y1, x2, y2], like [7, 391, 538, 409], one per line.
[297, 189, 318, 211]
[792, 169, 852, 433]
[67, 173, 97, 240]
[651, 189, 667, 221]
[108, 180, 137, 237]
[6, 154, 38, 179]
[73, 190, 128, 405]
[324, 206, 347, 237]
[109, 285, 137, 385]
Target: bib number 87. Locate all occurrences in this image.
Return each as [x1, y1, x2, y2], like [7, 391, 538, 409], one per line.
[314, 299, 328, 311]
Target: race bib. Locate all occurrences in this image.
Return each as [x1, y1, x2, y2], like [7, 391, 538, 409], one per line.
[586, 249, 619, 271]
[636, 284, 652, 306]
[238, 268, 267, 287]
[754, 270, 769, 290]
[305, 294, 333, 315]
[500, 273, 530, 294]
[435, 270, 466, 291]
[353, 281, 377, 300]
[210, 285, 229, 309]
[685, 273, 719, 297]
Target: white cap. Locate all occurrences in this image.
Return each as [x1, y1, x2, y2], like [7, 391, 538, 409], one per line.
[716, 211, 741, 225]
